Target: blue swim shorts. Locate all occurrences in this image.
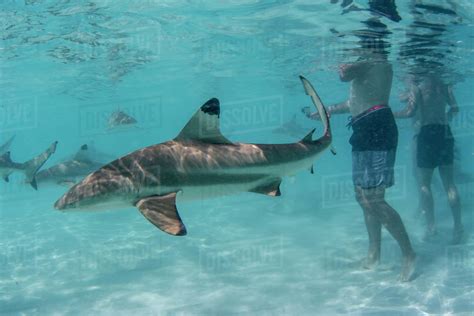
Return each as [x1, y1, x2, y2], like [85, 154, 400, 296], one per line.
[352, 150, 396, 189]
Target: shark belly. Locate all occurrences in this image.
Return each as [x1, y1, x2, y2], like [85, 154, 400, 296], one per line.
[160, 154, 319, 202]
[176, 177, 271, 201]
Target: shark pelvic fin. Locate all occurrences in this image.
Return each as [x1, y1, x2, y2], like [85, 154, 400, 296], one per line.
[135, 192, 187, 236]
[250, 178, 282, 196]
[174, 98, 233, 144]
[301, 128, 316, 143]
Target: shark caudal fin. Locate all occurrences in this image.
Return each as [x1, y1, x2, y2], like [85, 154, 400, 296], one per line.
[22, 141, 58, 190]
[299, 76, 335, 154]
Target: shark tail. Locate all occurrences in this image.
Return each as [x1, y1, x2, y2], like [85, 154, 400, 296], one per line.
[299, 76, 333, 152]
[22, 141, 58, 190]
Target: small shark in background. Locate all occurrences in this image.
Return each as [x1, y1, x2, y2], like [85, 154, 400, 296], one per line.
[0, 141, 58, 190]
[55, 76, 332, 236]
[0, 135, 15, 155]
[107, 110, 137, 130]
[36, 144, 112, 186]
[273, 114, 311, 139]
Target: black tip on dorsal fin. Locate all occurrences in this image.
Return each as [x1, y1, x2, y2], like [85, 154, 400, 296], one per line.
[200, 98, 220, 117]
[80, 144, 88, 150]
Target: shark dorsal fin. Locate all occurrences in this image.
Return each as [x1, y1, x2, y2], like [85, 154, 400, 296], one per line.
[73, 144, 90, 162]
[0, 135, 15, 155]
[0, 151, 12, 162]
[174, 98, 233, 144]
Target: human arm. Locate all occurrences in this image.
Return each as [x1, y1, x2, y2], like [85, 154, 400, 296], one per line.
[301, 100, 350, 120]
[446, 85, 459, 122]
[393, 86, 419, 119]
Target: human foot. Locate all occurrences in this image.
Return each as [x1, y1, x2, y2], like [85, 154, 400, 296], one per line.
[362, 252, 380, 269]
[399, 252, 417, 282]
[422, 227, 437, 242]
[452, 226, 464, 245]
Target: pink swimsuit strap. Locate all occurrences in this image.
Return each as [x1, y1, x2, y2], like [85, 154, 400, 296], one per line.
[354, 104, 389, 120]
[347, 104, 389, 128]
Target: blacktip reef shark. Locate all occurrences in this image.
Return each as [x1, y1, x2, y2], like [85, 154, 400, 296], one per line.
[36, 144, 110, 186]
[107, 109, 138, 130]
[55, 76, 332, 236]
[0, 135, 15, 155]
[0, 141, 58, 190]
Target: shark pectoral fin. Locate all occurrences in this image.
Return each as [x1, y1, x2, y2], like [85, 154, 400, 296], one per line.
[309, 165, 314, 174]
[174, 98, 234, 145]
[136, 192, 187, 236]
[250, 178, 282, 197]
[3, 175, 9, 182]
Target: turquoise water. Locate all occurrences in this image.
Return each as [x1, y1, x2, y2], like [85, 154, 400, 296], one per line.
[1, 1, 473, 315]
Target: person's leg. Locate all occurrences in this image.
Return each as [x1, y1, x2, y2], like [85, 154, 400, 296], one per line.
[355, 186, 381, 268]
[412, 135, 423, 217]
[439, 165, 463, 243]
[362, 186, 416, 281]
[419, 167, 436, 238]
[362, 187, 414, 257]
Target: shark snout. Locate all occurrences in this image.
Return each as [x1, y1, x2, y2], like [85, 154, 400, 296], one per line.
[54, 193, 78, 211]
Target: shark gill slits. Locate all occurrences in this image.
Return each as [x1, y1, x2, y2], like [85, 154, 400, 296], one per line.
[200, 98, 220, 117]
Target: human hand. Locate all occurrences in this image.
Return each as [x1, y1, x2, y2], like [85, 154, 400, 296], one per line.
[301, 106, 321, 120]
[447, 106, 459, 122]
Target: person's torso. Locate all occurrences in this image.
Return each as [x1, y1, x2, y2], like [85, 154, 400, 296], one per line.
[418, 81, 449, 126]
[349, 62, 393, 116]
